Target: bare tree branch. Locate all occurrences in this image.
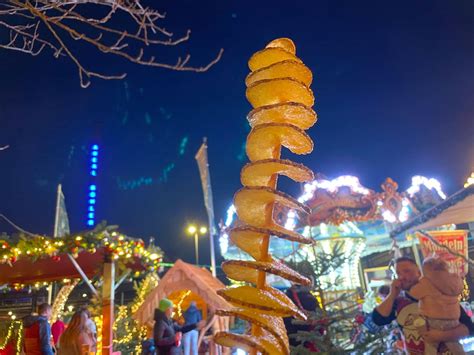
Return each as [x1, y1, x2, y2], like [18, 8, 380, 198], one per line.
[0, 0, 223, 87]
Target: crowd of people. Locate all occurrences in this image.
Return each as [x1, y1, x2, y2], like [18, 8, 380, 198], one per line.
[21, 303, 97, 355]
[5, 254, 472, 354]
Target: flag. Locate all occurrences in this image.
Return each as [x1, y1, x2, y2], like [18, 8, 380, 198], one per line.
[195, 140, 216, 236]
[195, 139, 217, 276]
[54, 184, 70, 238]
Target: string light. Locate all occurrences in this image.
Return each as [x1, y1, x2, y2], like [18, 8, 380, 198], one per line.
[95, 316, 103, 355]
[465, 172, 474, 188]
[51, 281, 78, 323]
[0, 227, 163, 273]
[0, 321, 23, 352]
[175, 290, 191, 319]
[406, 175, 446, 199]
[462, 278, 470, 301]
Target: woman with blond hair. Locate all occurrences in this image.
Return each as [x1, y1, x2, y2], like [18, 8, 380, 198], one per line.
[58, 310, 96, 354]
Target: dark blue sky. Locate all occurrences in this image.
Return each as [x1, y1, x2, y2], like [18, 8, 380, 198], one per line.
[0, 0, 473, 265]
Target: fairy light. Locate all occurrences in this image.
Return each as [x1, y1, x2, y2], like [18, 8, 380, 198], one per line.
[176, 290, 191, 319]
[220, 233, 229, 255]
[462, 278, 470, 301]
[406, 175, 446, 199]
[16, 322, 23, 354]
[51, 281, 78, 323]
[465, 172, 474, 188]
[0, 321, 23, 352]
[0, 230, 162, 274]
[95, 316, 103, 355]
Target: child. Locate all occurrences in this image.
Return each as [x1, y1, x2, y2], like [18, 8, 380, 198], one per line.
[408, 255, 465, 355]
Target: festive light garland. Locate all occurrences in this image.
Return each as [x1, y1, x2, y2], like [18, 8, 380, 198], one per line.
[112, 272, 159, 353]
[94, 316, 103, 355]
[131, 272, 159, 314]
[0, 321, 23, 353]
[465, 172, 474, 188]
[0, 224, 162, 274]
[51, 281, 79, 323]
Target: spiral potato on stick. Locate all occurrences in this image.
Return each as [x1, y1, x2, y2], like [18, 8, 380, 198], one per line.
[215, 38, 317, 355]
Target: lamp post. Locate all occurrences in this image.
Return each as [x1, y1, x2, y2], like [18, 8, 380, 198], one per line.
[187, 225, 207, 265]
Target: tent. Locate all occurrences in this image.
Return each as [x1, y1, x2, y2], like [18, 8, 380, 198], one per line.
[134, 259, 232, 354]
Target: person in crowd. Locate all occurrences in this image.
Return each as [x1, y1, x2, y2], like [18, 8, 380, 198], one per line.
[408, 255, 464, 354]
[154, 298, 205, 355]
[23, 303, 54, 355]
[51, 316, 66, 349]
[372, 256, 474, 354]
[80, 307, 97, 342]
[182, 301, 202, 355]
[58, 310, 96, 355]
[378, 285, 390, 301]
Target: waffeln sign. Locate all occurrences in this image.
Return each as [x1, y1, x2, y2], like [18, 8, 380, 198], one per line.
[416, 230, 468, 276]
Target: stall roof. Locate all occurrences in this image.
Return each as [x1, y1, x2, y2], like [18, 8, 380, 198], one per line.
[134, 259, 231, 326]
[0, 248, 144, 284]
[390, 185, 474, 238]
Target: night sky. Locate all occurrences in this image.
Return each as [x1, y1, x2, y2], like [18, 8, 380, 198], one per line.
[0, 0, 473, 267]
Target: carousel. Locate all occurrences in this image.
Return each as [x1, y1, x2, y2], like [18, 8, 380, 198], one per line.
[219, 174, 448, 294]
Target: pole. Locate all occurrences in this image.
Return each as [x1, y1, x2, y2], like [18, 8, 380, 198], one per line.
[195, 233, 199, 265]
[53, 185, 62, 238]
[411, 236, 422, 268]
[102, 253, 115, 355]
[208, 220, 216, 277]
[50, 184, 62, 304]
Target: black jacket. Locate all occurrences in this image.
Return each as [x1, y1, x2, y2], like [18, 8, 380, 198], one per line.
[153, 309, 197, 355]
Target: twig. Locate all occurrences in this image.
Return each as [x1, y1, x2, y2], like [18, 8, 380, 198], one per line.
[0, 0, 223, 87]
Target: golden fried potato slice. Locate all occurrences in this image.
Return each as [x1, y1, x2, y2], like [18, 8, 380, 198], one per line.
[214, 332, 286, 355]
[222, 260, 311, 285]
[241, 159, 314, 187]
[234, 186, 310, 227]
[246, 123, 313, 162]
[214, 332, 268, 354]
[246, 60, 313, 87]
[229, 226, 312, 261]
[247, 102, 317, 130]
[265, 38, 296, 54]
[246, 78, 314, 108]
[248, 47, 302, 72]
[216, 309, 289, 353]
[217, 285, 306, 320]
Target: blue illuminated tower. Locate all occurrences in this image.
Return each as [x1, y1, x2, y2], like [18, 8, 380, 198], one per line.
[87, 144, 99, 227]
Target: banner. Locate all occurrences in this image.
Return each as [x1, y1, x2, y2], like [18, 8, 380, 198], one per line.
[416, 230, 468, 276]
[195, 139, 217, 276]
[54, 184, 70, 238]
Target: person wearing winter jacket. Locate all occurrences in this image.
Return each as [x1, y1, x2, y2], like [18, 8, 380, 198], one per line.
[23, 303, 54, 355]
[153, 298, 204, 355]
[182, 302, 202, 355]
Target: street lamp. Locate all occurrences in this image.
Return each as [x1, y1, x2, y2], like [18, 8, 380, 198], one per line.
[187, 224, 207, 265]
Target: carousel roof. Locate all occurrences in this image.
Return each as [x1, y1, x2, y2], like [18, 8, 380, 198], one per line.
[390, 184, 474, 238]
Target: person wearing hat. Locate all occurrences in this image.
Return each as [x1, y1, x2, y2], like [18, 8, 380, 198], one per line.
[153, 298, 205, 355]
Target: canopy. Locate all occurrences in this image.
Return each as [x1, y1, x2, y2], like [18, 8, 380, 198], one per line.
[390, 185, 474, 238]
[134, 259, 231, 326]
